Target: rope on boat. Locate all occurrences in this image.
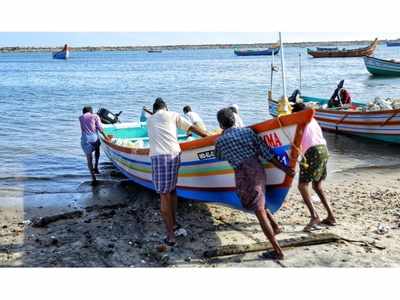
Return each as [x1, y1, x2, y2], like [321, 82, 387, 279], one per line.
[276, 116, 309, 169]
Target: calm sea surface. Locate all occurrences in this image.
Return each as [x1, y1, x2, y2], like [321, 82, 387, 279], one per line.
[1, 45, 400, 202]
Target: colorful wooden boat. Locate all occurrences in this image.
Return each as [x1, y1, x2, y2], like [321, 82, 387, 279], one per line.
[307, 38, 378, 58]
[386, 41, 400, 47]
[100, 110, 314, 213]
[52, 44, 69, 60]
[269, 96, 400, 144]
[234, 47, 280, 56]
[364, 56, 400, 76]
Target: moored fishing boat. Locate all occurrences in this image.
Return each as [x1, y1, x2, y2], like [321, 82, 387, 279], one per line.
[100, 110, 313, 213]
[364, 56, 400, 76]
[52, 44, 69, 60]
[386, 41, 400, 47]
[307, 38, 378, 58]
[234, 47, 280, 56]
[269, 96, 400, 144]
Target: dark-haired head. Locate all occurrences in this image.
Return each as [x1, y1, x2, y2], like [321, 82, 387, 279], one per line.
[229, 106, 238, 114]
[217, 108, 235, 130]
[153, 97, 167, 113]
[291, 102, 306, 113]
[183, 105, 191, 114]
[82, 106, 93, 114]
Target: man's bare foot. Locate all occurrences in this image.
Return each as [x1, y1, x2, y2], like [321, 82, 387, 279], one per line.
[321, 217, 337, 226]
[273, 227, 283, 236]
[303, 218, 322, 232]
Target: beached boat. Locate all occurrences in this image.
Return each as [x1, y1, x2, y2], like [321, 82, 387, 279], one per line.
[307, 38, 378, 58]
[269, 96, 400, 144]
[234, 47, 280, 56]
[386, 41, 400, 47]
[364, 56, 400, 76]
[52, 44, 69, 60]
[100, 110, 313, 213]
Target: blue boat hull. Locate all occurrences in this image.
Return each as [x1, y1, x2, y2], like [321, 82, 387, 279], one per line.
[234, 47, 280, 56]
[387, 41, 400, 47]
[113, 160, 289, 213]
[52, 50, 69, 59]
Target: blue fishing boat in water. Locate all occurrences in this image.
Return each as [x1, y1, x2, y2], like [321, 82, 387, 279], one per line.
[234, 47, 280, 56]
[52, 44, 69, 60]
[386, 41, 400, 47]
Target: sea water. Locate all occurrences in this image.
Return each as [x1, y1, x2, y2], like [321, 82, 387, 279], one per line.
[1, 45, 400, 204]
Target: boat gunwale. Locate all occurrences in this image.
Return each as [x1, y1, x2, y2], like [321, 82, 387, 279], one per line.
[101, 109, 314, 156]
[364, 56, 400, 66]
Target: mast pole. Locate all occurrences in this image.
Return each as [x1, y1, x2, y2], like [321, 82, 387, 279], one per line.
[268, 45, 275, 100]
[279, 32, 287, 100]
[299, 53, 302, 92]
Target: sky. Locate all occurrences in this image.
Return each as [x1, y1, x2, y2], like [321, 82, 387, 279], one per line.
[0, 32, 399, 47]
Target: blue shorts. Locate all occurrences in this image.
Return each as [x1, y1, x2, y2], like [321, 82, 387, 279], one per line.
[81, 137, 100, 155]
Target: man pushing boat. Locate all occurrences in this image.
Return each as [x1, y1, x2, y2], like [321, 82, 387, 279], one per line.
[147, 98, 209, 246]
[79, 106, 109, 183]
[214, 108, 295, 260]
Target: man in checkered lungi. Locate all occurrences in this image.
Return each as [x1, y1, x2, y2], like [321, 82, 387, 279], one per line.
[147, 98, 209, 246]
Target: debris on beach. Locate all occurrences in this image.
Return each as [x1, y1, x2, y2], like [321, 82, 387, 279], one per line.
[376, 223, 390, 235]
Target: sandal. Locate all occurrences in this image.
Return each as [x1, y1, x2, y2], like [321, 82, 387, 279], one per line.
[321, 218, 337, 226]
[303, 223, 323, 232]
[261, 251, 283, 260]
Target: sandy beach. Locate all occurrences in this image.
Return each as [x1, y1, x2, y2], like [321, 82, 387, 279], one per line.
[1, 163, 399, 267]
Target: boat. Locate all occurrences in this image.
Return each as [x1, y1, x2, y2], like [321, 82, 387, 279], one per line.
[52, 44, 69, 59]
[148, 49, 162, 53]
[307, 38, 378, 58]
[269, 96, 400, 144]
[364, 56, 400, 76]
[234, 47, 280, 56]
[316, 47, 338, 51]
[386, 41, 400, 47]
[99, 110, 314, 213]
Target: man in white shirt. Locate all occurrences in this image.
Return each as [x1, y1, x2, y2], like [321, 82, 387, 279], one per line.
[147, 98, 208, 246]
[183, 105, 207, 131]
[229, 104, 244, 128]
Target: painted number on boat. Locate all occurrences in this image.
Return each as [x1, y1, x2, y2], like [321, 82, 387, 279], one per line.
[263, 132, 282, 148]
[197, 150, 215, 160]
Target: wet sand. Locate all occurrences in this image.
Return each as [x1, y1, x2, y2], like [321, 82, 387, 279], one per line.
[1, 165, 399, 267]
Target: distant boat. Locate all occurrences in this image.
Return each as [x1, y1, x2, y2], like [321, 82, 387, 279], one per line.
[52, 44, 69, 60]
[234, 47, 280, 56]
[307, 38, 378, 58]
[316, 47, 338, 51]
[364, 56, 400, 76]
[147, 49, 162, 53]
[386, 41, 400, 47]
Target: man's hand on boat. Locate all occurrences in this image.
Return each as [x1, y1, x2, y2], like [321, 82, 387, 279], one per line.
[187, 125, 210, 138]
[270, 157, 295, 177]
